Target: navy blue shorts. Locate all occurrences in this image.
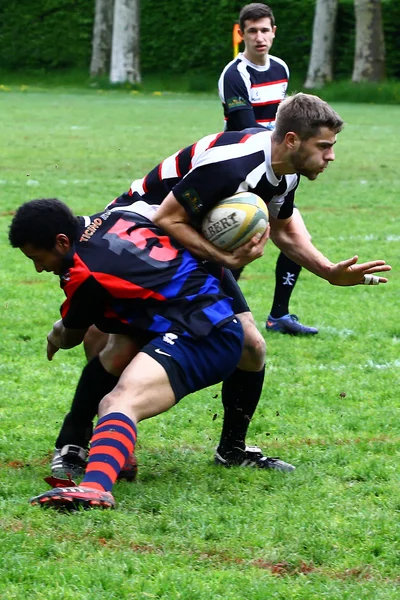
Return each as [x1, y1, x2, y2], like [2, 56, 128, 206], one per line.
[142, 318, 244, 402]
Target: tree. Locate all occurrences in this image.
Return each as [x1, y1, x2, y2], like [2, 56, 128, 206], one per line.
[90, 0, 114, 77]
[352, 0, 385, 82]
[110, 0, 141, 84]
[304, 0, 338, 89]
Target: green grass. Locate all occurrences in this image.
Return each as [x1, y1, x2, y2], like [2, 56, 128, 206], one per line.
[0, 85, 399, 599]
[2, 68, 400, 102]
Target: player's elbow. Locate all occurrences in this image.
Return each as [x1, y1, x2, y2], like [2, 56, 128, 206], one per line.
[268, 229, 282, 247]
[152, 211, 165, 228]
[153, 212, 180, 236]
[59, 327, 87, 349]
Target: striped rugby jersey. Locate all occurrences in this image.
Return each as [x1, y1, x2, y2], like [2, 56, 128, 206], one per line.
[59, 211, 235, 339]
[107, 129, 299, 224]
[218, 53, 289, 130]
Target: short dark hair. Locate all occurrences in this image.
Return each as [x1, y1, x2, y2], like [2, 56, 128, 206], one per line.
[239, 3, 275, 31]
[273, 93, 344, 142]
[8, 198, 78, 249]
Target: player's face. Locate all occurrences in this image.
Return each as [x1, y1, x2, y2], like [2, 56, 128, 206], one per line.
[291, 127, 337, 180]
[21, 243, 66, 275]
[241, 17, 276, 65]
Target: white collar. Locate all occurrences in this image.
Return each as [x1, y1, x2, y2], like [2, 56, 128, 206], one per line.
[239, 52, 271, 71]
[263, 133, 281, 186]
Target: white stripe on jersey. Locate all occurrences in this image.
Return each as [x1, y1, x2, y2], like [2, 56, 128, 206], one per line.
[268, 177, 299, 219]
[236, 162, 269, 193]
[160, 150, 180, 179]
[190, 133, 223, 165]
[108, 200, 159, 220]
[239, 53, 289, 76]
[250, 81, 288, 106]
[130, 178, 146, 195]
[235, 60, 252, 101]
[191, 130, 271, 171]
[127, 134, 223, 195]
[218, 62, 236, 103]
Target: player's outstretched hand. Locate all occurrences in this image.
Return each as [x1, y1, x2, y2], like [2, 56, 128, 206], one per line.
[227, 225, 270, 270]
[328, 255, 391, 286]
[46, 319, 63, 360]
[47, 339, 60, 361]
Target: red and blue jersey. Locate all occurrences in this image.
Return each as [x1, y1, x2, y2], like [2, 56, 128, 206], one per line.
[59, 210, 235, 339]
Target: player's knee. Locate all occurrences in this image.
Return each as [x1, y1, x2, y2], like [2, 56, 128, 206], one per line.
[236, 312, 266, 371]
[99, 382, 131, 416]
[99, 385, 156, 424]
[240, 330, 266, 371]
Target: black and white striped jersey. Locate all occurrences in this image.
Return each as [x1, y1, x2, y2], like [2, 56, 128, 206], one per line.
[107, 129, 299, 225]
[218, 53, 289, 130]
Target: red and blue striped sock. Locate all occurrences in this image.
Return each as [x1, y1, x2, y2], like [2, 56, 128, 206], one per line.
[81, 412, 137, 492]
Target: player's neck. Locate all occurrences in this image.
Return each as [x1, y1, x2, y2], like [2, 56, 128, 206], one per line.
[243, 50, 269, 67]
[271, 141, 296, 176]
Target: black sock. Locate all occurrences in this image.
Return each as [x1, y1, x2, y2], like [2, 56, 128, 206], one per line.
[55, 356, 119, 449]
[218, 366, 265, 458]
[269, 252, 302, 319]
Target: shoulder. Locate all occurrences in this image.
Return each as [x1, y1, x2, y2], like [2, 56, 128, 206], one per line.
[269, 55, 290, 77]
[219, 56, 248, 80]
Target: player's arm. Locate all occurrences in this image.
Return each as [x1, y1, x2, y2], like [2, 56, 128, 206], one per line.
[47, 277, 106, 360]
[47, 319, 87, 360]
[269, 215, 391, 286]
[153, 191, 268, 269]
[228, 108, 260, 131]
[220, 68, 259, 131]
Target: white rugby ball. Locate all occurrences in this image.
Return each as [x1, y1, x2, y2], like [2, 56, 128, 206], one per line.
[201, 191, 268, 251]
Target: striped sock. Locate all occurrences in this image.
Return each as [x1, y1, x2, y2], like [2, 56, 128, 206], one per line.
[81, 412, 137, 492]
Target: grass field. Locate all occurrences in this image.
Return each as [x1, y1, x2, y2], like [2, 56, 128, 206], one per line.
[0, 85, 399, 599]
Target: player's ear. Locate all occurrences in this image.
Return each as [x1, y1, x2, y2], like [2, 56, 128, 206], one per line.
[55, 233, 71, 254]
[285, 132, 300, 150]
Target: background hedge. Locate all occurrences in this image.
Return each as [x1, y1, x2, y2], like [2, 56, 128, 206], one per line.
[0, 0, 398, 79]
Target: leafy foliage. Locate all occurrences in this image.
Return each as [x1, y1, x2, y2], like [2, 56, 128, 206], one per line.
[0, 0, 93, 70]
[0, 0, 399, 80]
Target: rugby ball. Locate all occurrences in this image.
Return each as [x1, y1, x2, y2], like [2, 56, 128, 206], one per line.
[201, 192, 268, 251]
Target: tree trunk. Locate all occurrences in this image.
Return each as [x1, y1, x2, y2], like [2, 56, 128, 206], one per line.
[110, 0, 141, 84]
[90, 0, 114, 77]
[304, 0, 338, 89]
[352, 0, 385, 82]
